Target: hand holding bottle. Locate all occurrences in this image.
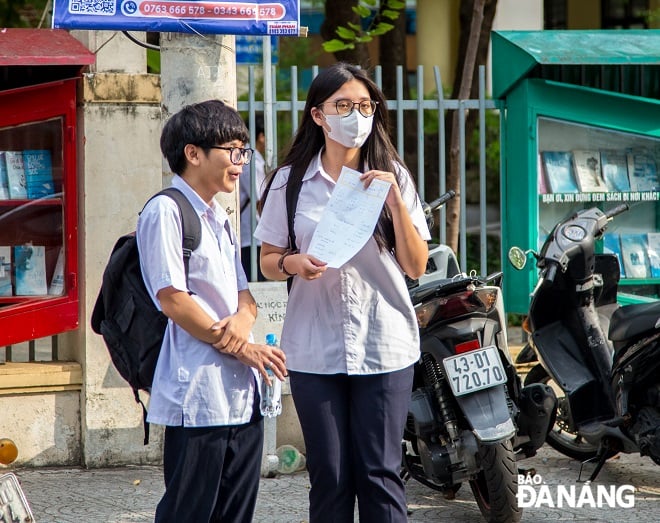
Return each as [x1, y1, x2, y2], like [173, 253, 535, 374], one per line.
[260, 333, 284, 417]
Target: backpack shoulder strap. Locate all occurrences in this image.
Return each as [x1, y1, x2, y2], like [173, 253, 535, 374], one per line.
[151, 187, 202, 288]
[284, 173, 303, 293]
[285, 175, 302, 252]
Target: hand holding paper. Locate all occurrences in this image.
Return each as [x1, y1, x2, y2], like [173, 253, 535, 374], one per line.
[307, 166, 391, 268]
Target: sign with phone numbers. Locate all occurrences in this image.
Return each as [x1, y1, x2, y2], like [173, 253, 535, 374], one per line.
[52, 0, 300, 36]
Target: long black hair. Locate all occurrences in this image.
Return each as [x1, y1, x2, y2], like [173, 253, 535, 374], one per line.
[260, 62, 411, 252]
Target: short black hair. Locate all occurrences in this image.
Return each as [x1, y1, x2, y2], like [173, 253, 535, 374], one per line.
[160, 99, 249, 175]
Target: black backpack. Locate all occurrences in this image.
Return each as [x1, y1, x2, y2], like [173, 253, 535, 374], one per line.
[91, 187, 201, 444]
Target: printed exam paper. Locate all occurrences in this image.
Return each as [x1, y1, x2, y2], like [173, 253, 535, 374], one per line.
[307, 166, 390, 268]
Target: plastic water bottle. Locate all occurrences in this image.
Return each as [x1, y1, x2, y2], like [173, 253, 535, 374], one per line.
[260, 333, 282, 417]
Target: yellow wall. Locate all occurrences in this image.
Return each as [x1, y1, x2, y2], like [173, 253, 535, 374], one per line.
[567, 0, 601, 29]
[417, 0, 460, 94]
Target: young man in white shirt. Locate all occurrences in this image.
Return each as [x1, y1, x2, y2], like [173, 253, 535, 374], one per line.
[137, 100, 286, 523]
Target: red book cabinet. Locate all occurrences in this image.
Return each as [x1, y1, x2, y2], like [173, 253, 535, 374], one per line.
[0, 29, 94, 348]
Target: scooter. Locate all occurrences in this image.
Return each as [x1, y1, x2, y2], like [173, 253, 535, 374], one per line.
[402, 192, 557, 523]
[508, 204, 660, 481]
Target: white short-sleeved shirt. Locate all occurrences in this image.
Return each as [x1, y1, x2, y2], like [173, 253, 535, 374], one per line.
[137, 176, 257, 427]
[254, 151, 431, 375]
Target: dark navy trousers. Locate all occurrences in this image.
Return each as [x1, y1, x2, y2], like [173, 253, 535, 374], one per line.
[154, 413, 263, 523]
[290, 366, 414, 523]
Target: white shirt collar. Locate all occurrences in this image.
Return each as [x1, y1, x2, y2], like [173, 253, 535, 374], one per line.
[302, 149, 336, 183]
[171, 175, 229, 223]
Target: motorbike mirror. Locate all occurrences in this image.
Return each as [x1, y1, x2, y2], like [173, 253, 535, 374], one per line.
[507, 246, 528, 270]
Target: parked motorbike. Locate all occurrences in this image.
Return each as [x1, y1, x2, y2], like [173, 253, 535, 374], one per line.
[402, 192, 557, 523]
[508, 204, 660, 481]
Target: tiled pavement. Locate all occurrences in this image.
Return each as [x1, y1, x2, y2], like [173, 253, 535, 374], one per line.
[7, 444, 660, 522]
[5, 334, 659, 522]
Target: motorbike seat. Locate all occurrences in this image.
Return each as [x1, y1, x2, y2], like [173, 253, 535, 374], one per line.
[608, 301, 660, 342]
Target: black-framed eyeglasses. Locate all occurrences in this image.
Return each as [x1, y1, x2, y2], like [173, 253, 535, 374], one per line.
[208, 146, 254, 165]
[318, 99, 378, 118]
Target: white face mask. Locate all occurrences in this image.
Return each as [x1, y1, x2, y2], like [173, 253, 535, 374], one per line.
[324, 111, 373, 148]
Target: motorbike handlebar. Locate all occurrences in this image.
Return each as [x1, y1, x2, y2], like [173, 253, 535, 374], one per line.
[605, 204, 629, 219]
[423, 190, 456, 230]
[426, 190, 456, 212]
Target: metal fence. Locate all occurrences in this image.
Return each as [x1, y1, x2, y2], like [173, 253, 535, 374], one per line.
[238, 63, 501, 281]
[0, 337, 57, 363]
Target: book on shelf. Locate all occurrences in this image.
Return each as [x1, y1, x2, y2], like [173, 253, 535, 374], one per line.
[0, 152, 10, 200]
[14, 244, 47, 296]
[599, 150, 631, 192]
[537, 153, 548, 194]
[541, 151, 579, 193]
[620, 233, 650, 279]
[48, 247, 65, 296]
[0, 246, 11, 296]
[626, 148, 660, 192]
[23, 149, 55, 199]
[572, 149, 608, 192]
[4, 151, 27, 199]
[602, 233, 626, 278]
[646, 232, 660, 279]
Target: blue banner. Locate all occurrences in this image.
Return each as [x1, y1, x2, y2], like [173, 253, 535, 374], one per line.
[236, 35, 278, 64]
[52, 0, 300, 36]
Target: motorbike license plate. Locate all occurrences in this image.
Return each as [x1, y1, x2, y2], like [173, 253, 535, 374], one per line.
[442, 345, 507, 396]
[0, 473, 34, 523]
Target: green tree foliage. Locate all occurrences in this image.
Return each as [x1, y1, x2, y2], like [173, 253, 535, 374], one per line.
[0, 0, 49, 27]
[321, 0, 405, 53]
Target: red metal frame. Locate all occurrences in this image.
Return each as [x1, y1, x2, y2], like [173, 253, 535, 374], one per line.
[0, 80, 79, 346]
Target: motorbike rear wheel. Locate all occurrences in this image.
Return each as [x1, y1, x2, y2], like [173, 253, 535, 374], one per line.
[524, 364, 609, 461]
[469, 439, 521, 523]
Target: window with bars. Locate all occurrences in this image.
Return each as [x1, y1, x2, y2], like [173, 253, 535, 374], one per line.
[602, 0, 649, 28]
[545, 0, 568, 29]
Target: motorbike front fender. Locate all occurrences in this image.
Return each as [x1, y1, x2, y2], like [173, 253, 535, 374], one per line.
[455, 385, 516, 443]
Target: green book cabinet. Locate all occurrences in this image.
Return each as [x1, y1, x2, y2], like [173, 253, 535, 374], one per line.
[493, 30, 660, 313]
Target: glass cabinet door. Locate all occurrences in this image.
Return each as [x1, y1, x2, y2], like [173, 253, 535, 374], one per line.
[537, 117, 660, 301]
[0, 118, 66, 301]
[0, 79, 79, 346]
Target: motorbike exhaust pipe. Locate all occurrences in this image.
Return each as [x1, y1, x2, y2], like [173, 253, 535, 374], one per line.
[516, 383, 557, 456]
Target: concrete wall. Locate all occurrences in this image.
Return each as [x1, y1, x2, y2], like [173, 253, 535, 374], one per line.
[76, 31, 165, 466]
[0, 390, 81, 466]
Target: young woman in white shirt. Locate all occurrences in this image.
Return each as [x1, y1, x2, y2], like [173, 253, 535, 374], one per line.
[255, 63, 430, 523]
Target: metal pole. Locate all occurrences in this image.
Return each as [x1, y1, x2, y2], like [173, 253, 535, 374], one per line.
[259, 34, 279, 478]
[160, 32, 240, 231]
